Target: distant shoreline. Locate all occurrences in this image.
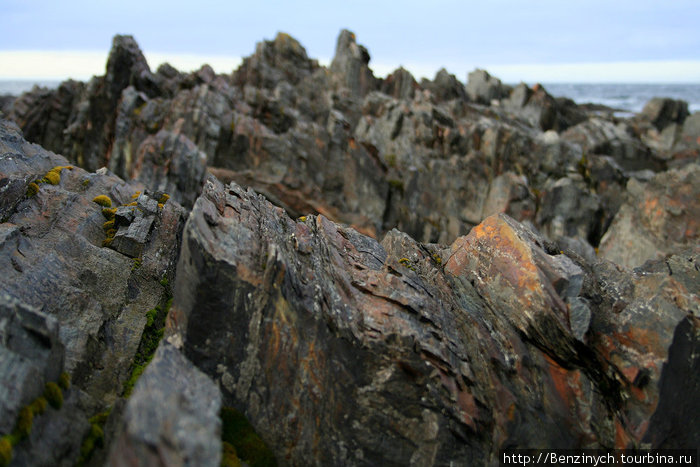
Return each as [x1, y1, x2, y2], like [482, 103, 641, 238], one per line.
[2, 79, 699, 114]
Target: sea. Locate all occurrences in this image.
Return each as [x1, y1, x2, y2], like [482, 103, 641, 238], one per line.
[1, 80, 699, 115]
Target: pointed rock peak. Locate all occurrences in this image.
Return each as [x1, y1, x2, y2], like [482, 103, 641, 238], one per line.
[330, 29, 378, 97]
[105, 35, 155, 100]
[272, 32, 309, 60]
[381, 67, 419, 99]
[332, 29, 371, 67]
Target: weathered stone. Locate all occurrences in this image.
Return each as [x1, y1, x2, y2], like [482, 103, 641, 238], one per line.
[108, 343, 221, 467]
[381, 67, 419, 100]
[598, 163, 700, 268]
[330, 29, 379, 98]
[639, 97, 689, 130]
[421, 68, 467, 102]
[465, 68, 507, 104]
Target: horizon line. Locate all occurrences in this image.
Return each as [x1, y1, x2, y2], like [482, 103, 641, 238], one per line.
[1, 50, 699, 85]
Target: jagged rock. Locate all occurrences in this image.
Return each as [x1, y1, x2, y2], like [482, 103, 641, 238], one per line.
[503, 83, 559, 131]
[421, 68, 467, 102]
[108, 343, 221, 467]
[330, 29, 379, 98]
[233, 32, 317, 89]
[561, 117, 661, 172]
[0, 295, 64, 434]
[465, 69, 507, 104]
[598, 163, 700, 268]
[381, 67, 419, 100]
[639, 97, 689, 130]
[130, 130, 207, 209]
[0, 118, 185, 403]
[169, 178, 698, 465]
[535, 174, 601, 242]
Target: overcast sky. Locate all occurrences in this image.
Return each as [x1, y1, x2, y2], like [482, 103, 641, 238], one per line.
[2, 0, 699, 83]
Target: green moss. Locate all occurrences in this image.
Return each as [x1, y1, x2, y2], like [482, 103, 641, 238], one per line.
[43, 170, 61, 185]
[158, 193, 170, 204]
[131, 257, 142, 271]
[159, 277, 169, 288]
[26, 182, 40, 197]
[82, 179, 91, 188]
[58, 372, 71, 390]
[102, 238, 113, 247]
[44, 382, 63, 409]
[29, 397, 48, 416]
[432, 253, 442, 265]
[122, 298, 172, 398]
[14, 406, 33, 439]
[222, 442, 242, 467]
[92, 195, 112, 208]
[76, 419, 106, 467]
[220, 407, 277, 467]
[103, 220, 115, 231]
[102, 208, 117, 220]
[0, 437, 12, 467]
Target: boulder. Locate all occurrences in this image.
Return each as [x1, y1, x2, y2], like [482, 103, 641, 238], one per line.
[639, 97, 689, 130]
[421, 68, 467, 102]
[108, 343, 221, 467]
[465, 69, 507, 105]
[598, 163, 700, 268]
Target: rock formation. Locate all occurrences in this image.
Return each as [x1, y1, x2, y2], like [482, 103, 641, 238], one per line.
[1, 29, 698, 466]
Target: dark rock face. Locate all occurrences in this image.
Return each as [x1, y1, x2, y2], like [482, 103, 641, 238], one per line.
[639, 97, 689, 130]
[170, 178, 698, 465]
[0, 295, 64, 434]
[3, 31, 700, 465]
[0, 119, 186, 463]
[598, 163, 700, 268]
[108, 343, 221, 467]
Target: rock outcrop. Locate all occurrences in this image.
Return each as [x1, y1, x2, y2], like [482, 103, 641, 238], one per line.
[2, 29, 699, 466]
[168, 177, 698, 465]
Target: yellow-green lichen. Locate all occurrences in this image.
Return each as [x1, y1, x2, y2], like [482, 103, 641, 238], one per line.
[15, 406, 33, 439]
[102, 208, 117, 220]
[432, 253, 442, 265]
[298, 216, 307, 222]
[92, 195, 112, 208]
[131, 191, 141, 199]
[26, 182, 40, 197]
[0, 437, 12, 467]
[44, 382, 63, 409]
[43, 170, 61, 185]
[158, 193, 170, 204]
[220, 407, 277, 467]
[131, 257, 142, 271]
[75, 408, 110, 467]
[58, 372, 71, 391]
[29, 397, 47, 416]
[398, 257, 415, 271]
[157, 203, 164, 210]
[222, 441, 242, 467]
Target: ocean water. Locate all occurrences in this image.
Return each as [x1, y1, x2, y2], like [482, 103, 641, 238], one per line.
[2, 80, 700, 115]
[542, 83, 700, 114]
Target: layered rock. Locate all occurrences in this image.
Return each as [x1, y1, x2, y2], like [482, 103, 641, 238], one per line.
[0, 118, 186, 464]
[598, 163, 700, 268]
[108, 343, 221, 467]
[169, 178, 698, 465]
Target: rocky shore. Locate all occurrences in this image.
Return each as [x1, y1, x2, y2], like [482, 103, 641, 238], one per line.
[0, 31, 697, 466]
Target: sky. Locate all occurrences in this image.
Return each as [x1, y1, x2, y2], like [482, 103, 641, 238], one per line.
[1, 0, 700, 83]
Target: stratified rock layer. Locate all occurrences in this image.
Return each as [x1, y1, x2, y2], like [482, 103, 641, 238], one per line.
[170, 177, 698, 466]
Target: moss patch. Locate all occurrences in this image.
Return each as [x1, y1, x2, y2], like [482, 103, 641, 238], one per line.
[220, 407, 277, 467]
[58, 372, 71, 391]
[92, 195, 112, 208]
[26, 182, 39, 197]
[158, 193, 170, 204]
[121, 298, 172, 398]
[44, 382, 63, 410]
[75, 408, 111, 467]
[222, 441, 242, 467]
[0, 437, 11, 467]
[14, 407, 33, 440]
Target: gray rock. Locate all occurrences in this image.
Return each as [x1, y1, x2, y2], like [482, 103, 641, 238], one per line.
[465, 69, 507, 104]
[108, 343, 222, 467]
[639, 97, 689, 130]
[330, 29, 379, 98]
